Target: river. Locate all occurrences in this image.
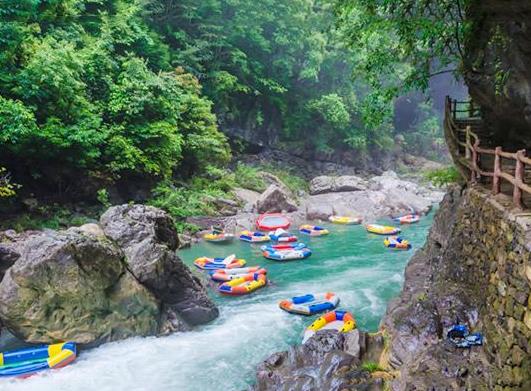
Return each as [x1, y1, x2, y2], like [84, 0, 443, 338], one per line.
[3, 214, 434, 391]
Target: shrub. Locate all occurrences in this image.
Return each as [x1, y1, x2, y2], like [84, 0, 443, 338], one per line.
[424, 166, 461, 187]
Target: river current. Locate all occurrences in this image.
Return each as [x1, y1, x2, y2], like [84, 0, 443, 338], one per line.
[3, 214, 434, 391]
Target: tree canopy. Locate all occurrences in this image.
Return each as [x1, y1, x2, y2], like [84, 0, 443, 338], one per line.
[0, 0, 451, 203]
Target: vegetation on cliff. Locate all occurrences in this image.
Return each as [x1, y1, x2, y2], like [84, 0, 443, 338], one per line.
[0, 0, 449, 229]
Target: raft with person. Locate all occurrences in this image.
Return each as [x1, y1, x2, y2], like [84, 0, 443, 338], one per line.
[384, 236, 411, 250]
[239, 230, 271, 243]
[194, 254, 246, 270]
[328, 216, 362, 225]
[218, 273, 267, 296]
[365, 224, 400, 235]
[268, 228, 297, 242]
[279, 292, 339, 315]
[256, 213, 290, 231]
[302, 310, 356, 343]
[393, 214, 420, 224]
[299, 224, 329, 236]
[261, 242, 312, 261]
[203, 232, 235, 243]
[0, 342, 77, 378]
[209, 266, 266, 282]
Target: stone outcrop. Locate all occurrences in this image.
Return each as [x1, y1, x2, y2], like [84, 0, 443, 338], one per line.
[0, 205, 218, 346]
[256, 184, 297, 213]
[0, 228, 159, 345]
[309, 175, 368, 195]
[302, 171, 444, 221]
[253, 330, 384, 391]
[382, 184, 531, 390]
[464, 1, 531, 150]
[100, 205, 218, 327]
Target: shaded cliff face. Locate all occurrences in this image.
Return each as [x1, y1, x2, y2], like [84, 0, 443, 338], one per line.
[465, 1, 531, 149]
[382, 184, 531, 390]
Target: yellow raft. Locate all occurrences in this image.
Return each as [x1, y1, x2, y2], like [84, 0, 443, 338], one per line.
[365, 224, 400, 235]
[302, 310, 356, 343]
[328, 216, 362, 225]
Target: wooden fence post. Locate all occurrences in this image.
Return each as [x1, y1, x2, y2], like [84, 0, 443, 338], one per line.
[453, 99, 457, 120]
[492, 146, 501, 195]
[513, 149, 526, 209]
[465, 128, 471, 159]
[471, 138, 479, 183]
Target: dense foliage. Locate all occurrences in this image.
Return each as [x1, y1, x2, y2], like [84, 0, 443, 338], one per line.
[334, 0, 467, 120]
[0, 0, 450, 216]
[0, 0, 230, 199]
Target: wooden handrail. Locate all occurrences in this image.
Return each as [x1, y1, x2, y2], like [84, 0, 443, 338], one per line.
[445, 96, 530, 209]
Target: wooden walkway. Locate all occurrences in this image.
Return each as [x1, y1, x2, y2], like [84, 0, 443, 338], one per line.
[444, 96, 531, 210]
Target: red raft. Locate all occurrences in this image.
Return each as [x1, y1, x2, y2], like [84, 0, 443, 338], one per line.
[256, 213, 290, 231]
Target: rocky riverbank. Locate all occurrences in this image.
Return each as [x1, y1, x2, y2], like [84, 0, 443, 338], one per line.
[0, 205, 218, 348]
[251, 183, 531, 390]
[187, 170, 444, 237]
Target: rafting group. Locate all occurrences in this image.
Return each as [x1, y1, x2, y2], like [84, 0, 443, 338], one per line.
[193, 211, 421, 343]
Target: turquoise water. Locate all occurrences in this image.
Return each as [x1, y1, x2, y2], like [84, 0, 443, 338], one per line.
[2, 215, 434, 391]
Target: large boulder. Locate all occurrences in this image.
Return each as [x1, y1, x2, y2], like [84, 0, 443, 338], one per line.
[256, 185, 297, 213]
[100, 204, 218, 326]
[253, 330, 379, 391]
[0, 229, 159, 345]
[309, 175, 368, 195]
[233, 187, 261, 213]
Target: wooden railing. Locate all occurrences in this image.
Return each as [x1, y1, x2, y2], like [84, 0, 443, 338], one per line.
[445, 96, 530, 209]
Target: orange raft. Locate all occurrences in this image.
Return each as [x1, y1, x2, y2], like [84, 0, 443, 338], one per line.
[209, 266, 266, 282]
[302, 310, 356, 343]
[218, 273, 267, 296]
[194, 255, 246, 270]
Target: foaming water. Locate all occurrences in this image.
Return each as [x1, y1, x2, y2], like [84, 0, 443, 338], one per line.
[3, 213, 434, 391]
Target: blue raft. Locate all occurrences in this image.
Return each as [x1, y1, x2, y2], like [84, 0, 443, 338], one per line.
[0, 342, 77, 378]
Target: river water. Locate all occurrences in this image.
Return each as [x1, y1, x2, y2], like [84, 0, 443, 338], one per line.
[3, 215, 434, 391]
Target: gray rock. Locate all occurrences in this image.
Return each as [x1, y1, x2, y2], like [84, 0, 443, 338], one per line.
[309, 175, 368, 195]
[256, 185, 298, 213]
[100, 204, 218, 326]
[0, 230, 159, 346]
[233, 187, 260, 212]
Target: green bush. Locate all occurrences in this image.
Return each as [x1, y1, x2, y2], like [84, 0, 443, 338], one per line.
[233, 164, 267, 192]
[361, 361, 383, 373]
[424, 166, 461, 187]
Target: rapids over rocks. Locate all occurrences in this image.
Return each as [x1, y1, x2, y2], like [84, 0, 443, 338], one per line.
[2, 215, 434, 391]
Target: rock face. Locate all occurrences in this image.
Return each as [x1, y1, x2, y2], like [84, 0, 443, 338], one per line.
[100, 205, 218, 327]
[303, 171, 444, 221]
[382, 184, 531, 390]
[309, 175, 368, 195]
[0, 229, 159, 345]
[464, 1, 531, 150]
[253, 330, 381, 391]
[0, 205, 218, 346]
[256, 184, 297, 213]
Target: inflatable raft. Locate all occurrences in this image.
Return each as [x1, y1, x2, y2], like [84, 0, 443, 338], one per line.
[203, 232, 235, 243]
[194, 254, 246, 270]
[0, 342, 77, 378]
[256, 213, 290, 231]
[218, 273, 267, 296]
[269, 228, 297, 242]
[262, 243, 311, 261]
[302, 310, 356, 343]
[209, 266, 266, 282]
[239, 230, 271, 243]
[279, 293, 339, 315]
[328, 216, 362, 225]
[365, 224, 400, 235]
[393, 214, 420, 224]
[384, 236, 411, 250]
[299, 225, 329, 236]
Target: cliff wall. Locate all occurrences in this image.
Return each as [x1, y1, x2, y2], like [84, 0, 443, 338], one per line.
[383, 184, 531, 390]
